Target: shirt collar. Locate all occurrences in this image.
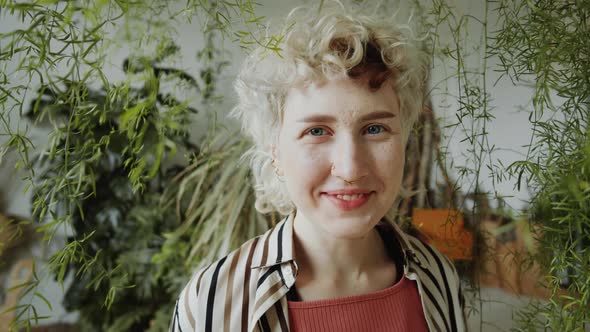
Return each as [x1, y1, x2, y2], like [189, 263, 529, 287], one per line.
[377, 215, 416, 257]
[250, 213, 296, 269]
[375, 217, 421, 269]
[250, 211, 418, 270]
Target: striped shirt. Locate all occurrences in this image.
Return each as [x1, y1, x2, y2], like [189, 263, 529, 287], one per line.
[169, 213, 467, 332]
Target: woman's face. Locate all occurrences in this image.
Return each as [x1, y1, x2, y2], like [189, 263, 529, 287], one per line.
[276, 77, 405, 239]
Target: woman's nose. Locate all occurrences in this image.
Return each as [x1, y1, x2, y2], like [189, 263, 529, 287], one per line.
[330, 136, 369, 184]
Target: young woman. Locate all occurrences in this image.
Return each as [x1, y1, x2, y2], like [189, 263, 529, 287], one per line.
[170, 2, 466, 331]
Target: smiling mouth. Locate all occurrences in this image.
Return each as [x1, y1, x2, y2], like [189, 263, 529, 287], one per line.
[323, 192, 374, 210]
[333, 193, 369, 200]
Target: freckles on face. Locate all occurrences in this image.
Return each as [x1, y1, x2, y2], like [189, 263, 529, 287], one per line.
[277, 77, 405, 234]
[278, 125, 331, 204]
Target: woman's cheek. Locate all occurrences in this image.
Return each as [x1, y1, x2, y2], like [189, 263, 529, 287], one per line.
[374, 144, 404, 176]
[293, 141, 322, 159]
[289, 146, 330, 181]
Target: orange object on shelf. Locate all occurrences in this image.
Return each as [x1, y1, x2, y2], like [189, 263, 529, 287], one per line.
[411, 208, 473, 260]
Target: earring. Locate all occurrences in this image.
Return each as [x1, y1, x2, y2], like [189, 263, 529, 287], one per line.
[271, 158, 285, 181]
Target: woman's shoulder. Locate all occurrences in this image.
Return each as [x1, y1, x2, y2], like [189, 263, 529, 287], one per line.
[172, 223, 282, 330]
[398, 230, 467, 330]
[181, 226, 274, 297]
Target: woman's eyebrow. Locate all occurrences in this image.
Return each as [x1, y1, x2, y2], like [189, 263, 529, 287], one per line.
[359, 111, 396, 121]
[297, 110, 396, 123]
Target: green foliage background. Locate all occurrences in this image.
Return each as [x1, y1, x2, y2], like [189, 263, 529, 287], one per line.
[417, 0, 590, 330]
[494, 1, 589, 330]
[1, 0, 278, 330]
[0, 0, 588, 331]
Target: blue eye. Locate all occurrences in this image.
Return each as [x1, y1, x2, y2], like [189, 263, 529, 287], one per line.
[308, 127, 326, 136]
[366, 125, 385, 135]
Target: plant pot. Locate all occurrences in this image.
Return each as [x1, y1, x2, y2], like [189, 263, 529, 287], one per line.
[411, 208, 473, 260]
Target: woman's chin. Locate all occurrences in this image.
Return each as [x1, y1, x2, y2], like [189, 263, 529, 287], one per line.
[318, 215, 378, 240]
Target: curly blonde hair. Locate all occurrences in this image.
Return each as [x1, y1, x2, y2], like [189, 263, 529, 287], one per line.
[231, 1, 429, 215]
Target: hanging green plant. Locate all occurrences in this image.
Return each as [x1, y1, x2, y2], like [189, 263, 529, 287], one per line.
[491, 1, 589, 330]
[413, 0, 589, 329]
[24, 45, 201, 330]
[1, 0, 284, 330]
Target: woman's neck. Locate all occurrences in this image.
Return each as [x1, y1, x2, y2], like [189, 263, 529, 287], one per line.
[291, 211, 395, 290]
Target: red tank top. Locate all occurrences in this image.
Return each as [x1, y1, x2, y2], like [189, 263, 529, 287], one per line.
[287, 275, 429, 331]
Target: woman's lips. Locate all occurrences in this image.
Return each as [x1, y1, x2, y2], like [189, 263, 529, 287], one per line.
[323, 192, 373, 211]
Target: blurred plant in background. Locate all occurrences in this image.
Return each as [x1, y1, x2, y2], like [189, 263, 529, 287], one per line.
[493, 1, 590, 329]
[417, 0, 589, 330]
[25, 45, 200, 330]
[1, 0, 280, 331]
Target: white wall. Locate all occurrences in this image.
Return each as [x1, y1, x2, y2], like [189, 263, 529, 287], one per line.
[427, 0, 535, 213]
